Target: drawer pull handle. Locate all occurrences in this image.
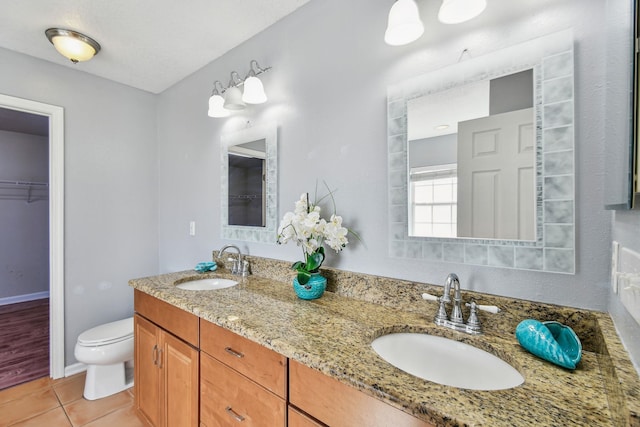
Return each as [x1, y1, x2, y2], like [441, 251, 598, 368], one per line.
[225, 406, 245, 422]
[224, 347, 244, 358]
[152, 344, 158, 365]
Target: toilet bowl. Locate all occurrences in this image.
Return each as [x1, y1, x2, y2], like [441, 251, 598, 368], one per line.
[74, 317, 134, 400]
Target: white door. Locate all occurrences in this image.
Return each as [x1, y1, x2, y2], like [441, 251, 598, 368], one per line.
[457, 108, 535, 240]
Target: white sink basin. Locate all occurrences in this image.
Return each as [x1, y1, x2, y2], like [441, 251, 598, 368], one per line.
[175, 278, 238, 291]
[371, 333, 524, 390]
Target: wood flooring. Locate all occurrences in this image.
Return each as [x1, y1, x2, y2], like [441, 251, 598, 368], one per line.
[0, 299, 49, 390]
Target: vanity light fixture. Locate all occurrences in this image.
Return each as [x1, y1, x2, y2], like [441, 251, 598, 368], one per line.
[384, 0, 487, 46]
[437, 0, 487, 24]
[223, 72, 246, 110]
[207, 60, 271, 118]
[208, 81, 230, 118]
[45, 28, 101, 63]
[384, 0, 425, 46]
[242, 60, 269, 104]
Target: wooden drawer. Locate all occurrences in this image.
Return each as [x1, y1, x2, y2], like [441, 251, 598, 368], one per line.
[289, 360, 435, 427]
[134, 290, 199, 347]
[200, 352, 285, 427]
[288, 407, 326, 427]
[200, 320, 287, 398]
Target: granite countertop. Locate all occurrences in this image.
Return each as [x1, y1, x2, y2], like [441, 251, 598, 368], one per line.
[129, 259, 640, 427]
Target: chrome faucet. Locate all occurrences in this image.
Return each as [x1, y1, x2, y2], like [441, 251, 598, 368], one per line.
[217, 245, 243, 275]
[434, 273, 482, 335]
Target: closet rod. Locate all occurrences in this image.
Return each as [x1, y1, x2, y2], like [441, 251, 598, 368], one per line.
[0, 179, 48, 187]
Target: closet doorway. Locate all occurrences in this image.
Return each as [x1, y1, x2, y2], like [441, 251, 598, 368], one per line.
[0, 94, 64, 385]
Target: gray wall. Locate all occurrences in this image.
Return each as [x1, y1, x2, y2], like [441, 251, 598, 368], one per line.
[1, 0, 634, 368]
[0, 48, 159, 365]
[156, 0, 612, 311]
[0, 130, 49, 300]
[409, 134, 457, 168]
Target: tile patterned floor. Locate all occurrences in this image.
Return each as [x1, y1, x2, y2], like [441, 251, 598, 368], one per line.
[0, 373, 150, 427]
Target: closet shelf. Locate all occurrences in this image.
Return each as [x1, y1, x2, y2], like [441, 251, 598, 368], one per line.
[0, 180, 49, 203]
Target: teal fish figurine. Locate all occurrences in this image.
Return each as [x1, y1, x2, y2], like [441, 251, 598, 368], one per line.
[515, 319, 582, 369]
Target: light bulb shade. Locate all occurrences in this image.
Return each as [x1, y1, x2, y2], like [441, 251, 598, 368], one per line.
[242, 76, 267, 104]
[384, 0, 425, 46]
[208, 94, 230, 117]
[45, 28, 101, 63]
[438, 0, 487, 24]
[223, 86, 246, 110]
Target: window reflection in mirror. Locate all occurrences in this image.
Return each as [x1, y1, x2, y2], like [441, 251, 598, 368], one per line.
[228, 139, 266, 227]
[407, 69, 535, 240]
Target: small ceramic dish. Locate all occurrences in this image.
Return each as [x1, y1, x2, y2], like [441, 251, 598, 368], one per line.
[515, 319, 582, 369]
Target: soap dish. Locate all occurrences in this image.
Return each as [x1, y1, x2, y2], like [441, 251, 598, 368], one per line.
[515, 319, 582, 369]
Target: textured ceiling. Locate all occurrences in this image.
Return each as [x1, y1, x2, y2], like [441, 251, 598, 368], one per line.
[0, 0, 310, 94]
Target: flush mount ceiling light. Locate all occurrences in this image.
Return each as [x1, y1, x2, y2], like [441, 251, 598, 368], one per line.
[45, 28, 101, 63]
[207, 60, 271, 118]
[384, 0, 425, 46]
[384, 0, 487, 46]
[438, 0, 487, 24]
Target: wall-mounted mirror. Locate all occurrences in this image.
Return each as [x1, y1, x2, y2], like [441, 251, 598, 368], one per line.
[388, 30, 576, 273]
[221, 122, 277, 243]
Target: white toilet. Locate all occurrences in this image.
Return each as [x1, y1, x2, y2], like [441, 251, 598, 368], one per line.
[74, 317, 134, 400]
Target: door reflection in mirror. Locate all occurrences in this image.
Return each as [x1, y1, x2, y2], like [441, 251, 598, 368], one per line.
[228, 139, 266, 227]
[407, 69, 534, 240]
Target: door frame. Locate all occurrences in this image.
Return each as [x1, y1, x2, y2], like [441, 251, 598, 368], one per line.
[0, 93, 65, 379]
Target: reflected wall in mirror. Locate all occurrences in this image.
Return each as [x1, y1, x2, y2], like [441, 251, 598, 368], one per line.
[388, 30, 575, 273]
[221, 122, 277, 243]
[228, 139, 266, 227]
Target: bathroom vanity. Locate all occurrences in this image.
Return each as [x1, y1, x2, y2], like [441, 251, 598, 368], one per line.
[130, 257, 640, 426]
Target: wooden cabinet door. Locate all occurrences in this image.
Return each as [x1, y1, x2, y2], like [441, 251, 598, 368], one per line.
[135, 313, 199, 427]
[135, 315, 162, 427]
[163, 331, 199, 427]
[200, 320, 287, 398]
[288, 407, 326, 427]
[290, 360, 435, 427]
[200, 353, 286, 427]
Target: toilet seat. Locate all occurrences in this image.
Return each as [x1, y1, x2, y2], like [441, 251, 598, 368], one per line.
[77, 317, 133, 347]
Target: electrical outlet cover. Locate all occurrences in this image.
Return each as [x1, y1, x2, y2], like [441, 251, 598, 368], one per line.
[619, 247, 640, 326]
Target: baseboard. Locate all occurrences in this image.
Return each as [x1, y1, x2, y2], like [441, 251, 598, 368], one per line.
[64, 362, 87, 377]
[0, 291, 50, 306]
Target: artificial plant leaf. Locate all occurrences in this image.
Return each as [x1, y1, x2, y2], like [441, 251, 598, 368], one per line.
[297, 270, 311, 285]
[306, 247, 325, 272]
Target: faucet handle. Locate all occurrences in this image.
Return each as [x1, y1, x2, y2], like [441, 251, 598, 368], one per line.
[466, 302, 501, 314]
[434, 297, 449, 324]
[465, 301, 482, 333]
[421, 293, 439, 302]
[241, 260, 251, 277]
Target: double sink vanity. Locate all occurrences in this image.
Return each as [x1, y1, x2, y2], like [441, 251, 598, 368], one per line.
[128, 255, 640, 426]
